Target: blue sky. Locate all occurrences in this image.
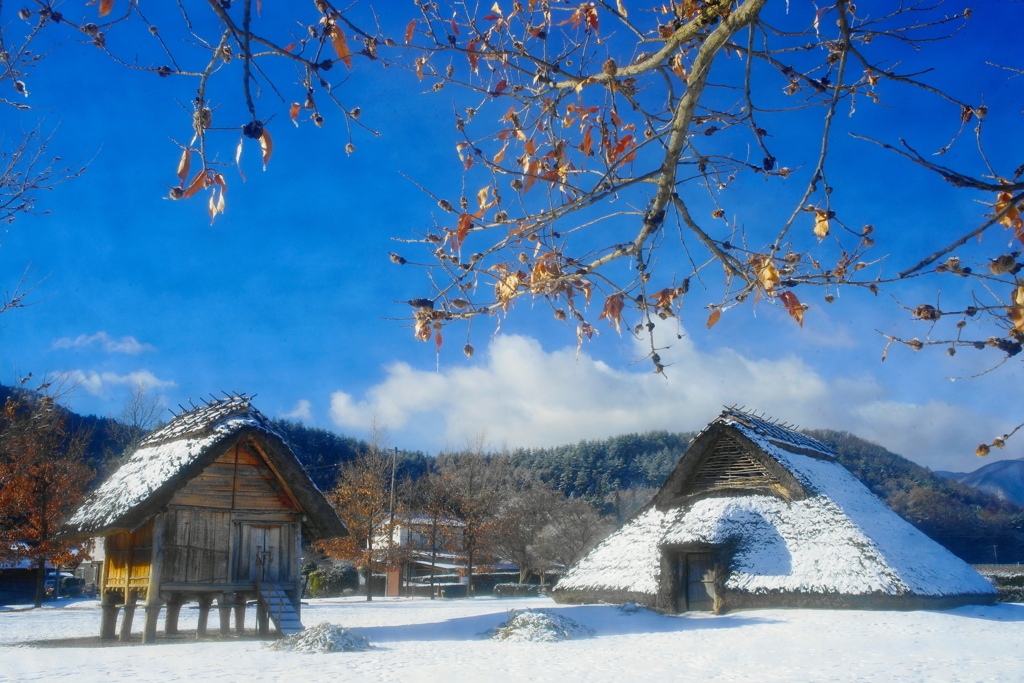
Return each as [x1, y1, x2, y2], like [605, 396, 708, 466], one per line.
[1, 1, 1022, 472]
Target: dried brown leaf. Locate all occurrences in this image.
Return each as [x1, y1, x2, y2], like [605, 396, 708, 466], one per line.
[597, 293, 625, 334]
[183, 169, 208, 199]
[813, 210, 830, 238]
[176, 148, 191, 183]
[707, 308, 722, 329]
[456, 213, 473, 250]
[1010, 285, 1024, 333]
[330, 25, 352, 69]
[779, 291, 804, 327]
[259, 128, 273, 169]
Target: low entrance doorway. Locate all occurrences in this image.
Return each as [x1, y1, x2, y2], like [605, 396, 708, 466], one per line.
[675, 552, 715, 612]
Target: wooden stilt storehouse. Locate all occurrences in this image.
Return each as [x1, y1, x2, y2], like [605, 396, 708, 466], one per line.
[60, 396, 346, 642]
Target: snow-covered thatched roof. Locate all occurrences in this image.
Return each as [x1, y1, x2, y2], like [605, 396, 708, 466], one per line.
[61, 396, 345, 540]
[554, 409, 996, 606]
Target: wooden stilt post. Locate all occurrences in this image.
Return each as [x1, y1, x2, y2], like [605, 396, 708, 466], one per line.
[142, 513, 165, 645]
[142, 605, 161, 644]
[234, 594, 246, 635]
[294, 523, 302, 620]
[100, 591, 122, 640]
[196, 595, 213, 639]
[257, 599, 269, 637]
[119, 591, 138, 642]
[164, 594, 182, 634]
[99, 537, 119, 640]
[218, 595, 231, 635]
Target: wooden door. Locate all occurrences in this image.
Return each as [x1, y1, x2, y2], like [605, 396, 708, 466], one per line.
[233, 523, 294, 584]
[676, 552, 715, 612]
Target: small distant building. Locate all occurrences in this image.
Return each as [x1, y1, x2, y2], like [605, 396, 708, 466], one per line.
[552, 409, 997, 613]
[72, 538, 104, 595]
[377, 515, 517, 596]
[380, 515, 466, 596]
[60, 396, 346, 641]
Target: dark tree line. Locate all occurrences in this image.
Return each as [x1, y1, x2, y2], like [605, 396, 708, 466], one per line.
[0, 382, 120, 479]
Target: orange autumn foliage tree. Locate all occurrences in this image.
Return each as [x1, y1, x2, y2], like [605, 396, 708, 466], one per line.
[315, 424, 403, 601]
[0, 381, 93, 607]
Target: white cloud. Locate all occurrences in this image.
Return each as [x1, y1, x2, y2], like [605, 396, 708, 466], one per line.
[329, 334, 1011, 471]
[52, 332, 156, 355]
[281, 399, 313, 423]
[63, 370, 176, 397]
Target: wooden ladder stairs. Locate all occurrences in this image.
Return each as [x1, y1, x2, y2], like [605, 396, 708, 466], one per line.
[257, 583, 304, 635]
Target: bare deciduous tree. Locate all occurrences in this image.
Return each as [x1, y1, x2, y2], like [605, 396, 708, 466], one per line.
[605, 487, 657, 526]
[534, 497, 613, 575]
[492, 482, 564, 583]
[436, 434, 513, 596]
[103, 380, 166, 467]
[405, 470, 460, 598]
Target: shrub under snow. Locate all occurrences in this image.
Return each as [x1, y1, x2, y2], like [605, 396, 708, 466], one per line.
[492, 583, 547, 598]
[481, 609, 595, 643]
[617, 602, 648, 614]
[264, 622, 371, 654]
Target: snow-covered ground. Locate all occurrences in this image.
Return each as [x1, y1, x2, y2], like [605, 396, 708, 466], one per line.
[2, 596, 1023, 682]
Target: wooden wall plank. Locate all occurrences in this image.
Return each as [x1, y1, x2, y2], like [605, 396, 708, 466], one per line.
[167, 441, 296, 511]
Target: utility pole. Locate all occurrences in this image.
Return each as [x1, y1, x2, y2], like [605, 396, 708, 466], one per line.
[388, 446, 398, 597]
[390, 446, 398, 525]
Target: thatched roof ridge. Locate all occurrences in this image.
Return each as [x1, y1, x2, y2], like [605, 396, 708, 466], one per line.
[60, 397, 345, 541]
[138, 395, 280, 448]
[715, 407, 836, 459]
[552, 409, 996, 607]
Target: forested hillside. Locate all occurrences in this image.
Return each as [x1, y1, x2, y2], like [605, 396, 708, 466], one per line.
[509, 431, 694, 500]
[0, 383, 121, 477]
[6, 379, 1021, 564]
[271, 419, 430, 491]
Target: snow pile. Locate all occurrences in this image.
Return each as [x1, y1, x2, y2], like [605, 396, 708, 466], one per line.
[264, 622, 371, 654]
[482, 609, 595, 643]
